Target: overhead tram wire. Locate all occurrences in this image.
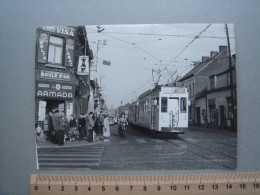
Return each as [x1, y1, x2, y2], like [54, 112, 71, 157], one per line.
[157, 24, 212, 81]
[89, 31, 234, 39]
[85, 27, 161, 63]
[133, 78, 153, 93]
[166, 24, 212, 67]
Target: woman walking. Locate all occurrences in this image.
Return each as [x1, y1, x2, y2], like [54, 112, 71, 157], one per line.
[103, 115, 110, 142]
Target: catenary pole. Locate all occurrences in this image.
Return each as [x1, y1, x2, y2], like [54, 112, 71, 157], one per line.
[225, 24, 234, 131]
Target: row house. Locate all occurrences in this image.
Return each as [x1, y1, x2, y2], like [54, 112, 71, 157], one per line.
[178, 46, 236, 130]
[35, 26, 93, 129]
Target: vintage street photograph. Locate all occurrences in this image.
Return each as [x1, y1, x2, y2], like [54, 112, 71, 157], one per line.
[35, 24, 237, 170]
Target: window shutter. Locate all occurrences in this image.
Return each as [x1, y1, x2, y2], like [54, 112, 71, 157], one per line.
[37, 33, 49, 63]
[64, 38, 74, 67]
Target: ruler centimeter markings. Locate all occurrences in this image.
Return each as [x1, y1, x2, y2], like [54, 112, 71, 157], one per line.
[30, 172, 260, 195]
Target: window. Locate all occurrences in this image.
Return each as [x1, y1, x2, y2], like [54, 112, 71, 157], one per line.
[48, 36, 63, 65]
[180, 98, 187, 112]
[193, 83, 195, 97]
[161, 97, 167, 113]
[210, 76, 215, 89]
[227, 72, 231, 86]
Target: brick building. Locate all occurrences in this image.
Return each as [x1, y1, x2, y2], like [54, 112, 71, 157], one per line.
[35, 26, 93, 129]
[178, 46, 236, 130]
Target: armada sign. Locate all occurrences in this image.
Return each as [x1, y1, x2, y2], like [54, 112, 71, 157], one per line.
[41, 26, 75, 37]
[37, 91, 73, 98]
[36, 82, 74, 99]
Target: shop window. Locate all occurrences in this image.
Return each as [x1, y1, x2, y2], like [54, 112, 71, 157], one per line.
[180, 98, 187, 112]
[161, 97, 167, 113]
[48, 36, 63, 65]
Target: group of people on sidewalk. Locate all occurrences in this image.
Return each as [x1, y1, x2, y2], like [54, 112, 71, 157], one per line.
[43, 110, 110, 146]
[78, 111, 111, 143]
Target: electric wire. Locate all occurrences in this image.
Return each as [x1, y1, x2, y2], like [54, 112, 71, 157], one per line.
[167, 24, 212, 66]
[86, 27, 161, 62]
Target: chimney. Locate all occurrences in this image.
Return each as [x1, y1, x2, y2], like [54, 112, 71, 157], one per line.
[219, 46, 228, 54]
[210, 51, 218, 58]
[202, 56, 210, 62]
[193, 61, 201, 66]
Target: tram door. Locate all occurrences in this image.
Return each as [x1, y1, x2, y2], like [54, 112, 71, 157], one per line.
[168, 97, 179, 127]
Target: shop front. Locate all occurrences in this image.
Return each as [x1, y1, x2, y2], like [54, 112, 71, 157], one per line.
[35, 81, 75, 130]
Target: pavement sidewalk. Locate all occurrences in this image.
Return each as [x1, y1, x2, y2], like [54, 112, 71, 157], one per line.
[37, 136, 105, 149]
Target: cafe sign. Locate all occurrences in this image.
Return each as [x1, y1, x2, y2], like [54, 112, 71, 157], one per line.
[77, 56, 89, 75]
[36, 82, 74, 99]
[40, 70, 71, 81]
[41, 26, 75, 37]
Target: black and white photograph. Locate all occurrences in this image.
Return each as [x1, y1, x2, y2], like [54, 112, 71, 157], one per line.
[35, 24, 237, 170]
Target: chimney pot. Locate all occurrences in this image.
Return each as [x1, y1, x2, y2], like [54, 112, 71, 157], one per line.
[210, 51, 218, 58]
[202, 56, 210, 62]
[219, 46, 228, 54]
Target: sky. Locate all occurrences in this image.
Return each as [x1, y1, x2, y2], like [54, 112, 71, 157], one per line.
[85, 24, 235, 109]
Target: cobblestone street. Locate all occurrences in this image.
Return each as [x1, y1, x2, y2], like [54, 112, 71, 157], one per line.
[37, 125, 237, 170]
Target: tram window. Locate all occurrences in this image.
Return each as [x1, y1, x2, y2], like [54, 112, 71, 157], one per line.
[181, 98, 187, 112]
[161, 97, 167, 113]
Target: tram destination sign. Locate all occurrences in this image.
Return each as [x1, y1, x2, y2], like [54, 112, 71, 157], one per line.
[36, 82, 74, 99]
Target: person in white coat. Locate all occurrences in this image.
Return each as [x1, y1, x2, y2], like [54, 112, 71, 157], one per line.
[103, 115, 110, 142]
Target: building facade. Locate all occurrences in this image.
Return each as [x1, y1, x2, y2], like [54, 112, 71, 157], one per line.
[178, 46, 236, 130]
[35, 26, 93, 129]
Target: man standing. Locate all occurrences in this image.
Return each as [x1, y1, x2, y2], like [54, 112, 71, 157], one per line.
[53, 111, 68, 146]
[87, 112, 95, 142]
[78, 113, 86, 140]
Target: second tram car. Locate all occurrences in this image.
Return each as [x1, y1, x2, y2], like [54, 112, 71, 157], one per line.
[128, 86, 188, 134]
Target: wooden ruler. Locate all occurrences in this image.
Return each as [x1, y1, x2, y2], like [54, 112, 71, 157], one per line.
[30, 172, 260, 195]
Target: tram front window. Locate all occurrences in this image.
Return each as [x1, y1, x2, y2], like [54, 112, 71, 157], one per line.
[161, 97, 167, 112]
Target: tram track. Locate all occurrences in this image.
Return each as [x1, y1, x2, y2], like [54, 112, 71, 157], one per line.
[165, 137, 236, 169]
[187, 133, 237, 148]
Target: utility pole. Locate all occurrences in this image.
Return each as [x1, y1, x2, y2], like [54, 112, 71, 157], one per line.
[225, 24, 235, 131]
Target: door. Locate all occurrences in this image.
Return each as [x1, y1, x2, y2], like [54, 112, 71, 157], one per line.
[219, 106, 225, 129]
[168, 98, 179, 127]
[196, 107, 201, 126]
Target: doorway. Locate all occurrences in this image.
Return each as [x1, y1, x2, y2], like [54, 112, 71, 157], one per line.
[196, 107, 201, 126]
[219, 106, 225, 129]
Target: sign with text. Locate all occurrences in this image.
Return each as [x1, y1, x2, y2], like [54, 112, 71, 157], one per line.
[77, 56, 89, 75]
[41, 26, 75, 37]
[37, 33, 49, 63]
[40, 70, 71, 81]
[36, 82, 74, 99]
[65, 39, 74, 67]
[38, 101, 46, 121]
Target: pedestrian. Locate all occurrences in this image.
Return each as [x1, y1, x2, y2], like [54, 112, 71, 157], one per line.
[87, 112, 95, 142]
[69, 114, 77, 141]
[103, 115, 110, 142]
[96, 112, 103, 136]
[47, 111, 54, 141]
[78, 113, 86, 140]
[100, 111, 104, 135]
[51, 110, 59, 143]
[53, 111, 69, 146]
[69, 114, 77, 129]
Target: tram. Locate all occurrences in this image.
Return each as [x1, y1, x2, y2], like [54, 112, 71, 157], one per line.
[128, 86, 188, 134]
